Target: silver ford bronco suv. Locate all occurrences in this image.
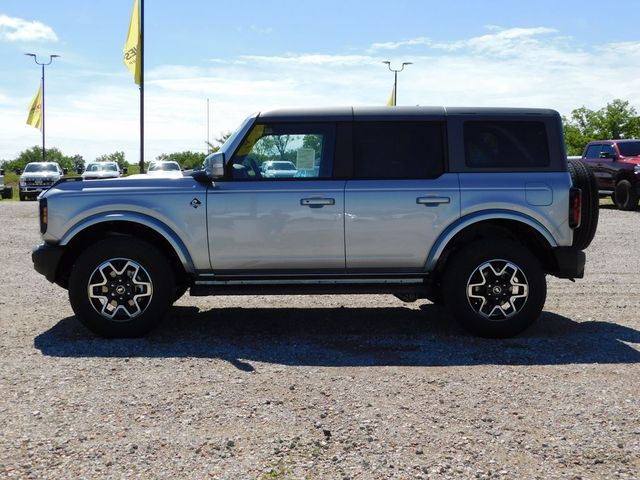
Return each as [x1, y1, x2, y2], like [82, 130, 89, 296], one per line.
[32, 107, 599, 338]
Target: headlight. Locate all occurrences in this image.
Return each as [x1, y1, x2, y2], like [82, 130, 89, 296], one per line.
[634, 164, 640, 174]
[19, 178, 26, 186]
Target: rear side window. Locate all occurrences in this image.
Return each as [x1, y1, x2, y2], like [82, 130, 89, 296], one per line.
[464, 121, 550, 168]
[353, 121, 445, 179]
[584, 144, 602, 158]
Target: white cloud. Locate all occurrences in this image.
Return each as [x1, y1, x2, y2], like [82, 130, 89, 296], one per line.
[0, 14, 58, 42]
[2, 26, 640, 164]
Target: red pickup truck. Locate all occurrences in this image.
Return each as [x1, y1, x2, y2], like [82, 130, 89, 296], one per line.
[581, 140, 640, 210]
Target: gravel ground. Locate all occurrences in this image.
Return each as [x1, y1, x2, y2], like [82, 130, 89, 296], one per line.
[0, 201, 639, 480]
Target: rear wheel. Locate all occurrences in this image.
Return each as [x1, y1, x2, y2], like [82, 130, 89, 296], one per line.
[614, 179, 639, 211]
[442, 240, 546, 338]
[19, 191, 25, 201]
[69, 237, 176, 337]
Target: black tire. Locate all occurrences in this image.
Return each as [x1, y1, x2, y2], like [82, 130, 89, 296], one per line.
[1, 186, 12, 199]
[19, 191, 25, 201]
[567, 158, 599, 249]
[68, 237, 176, 338]
[442, 240, 546, 338]
[614, 179, 639, 211]
[174, 284, 189, 302]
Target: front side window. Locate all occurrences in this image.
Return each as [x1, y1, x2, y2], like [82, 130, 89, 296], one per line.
[464, 121, 550, 168]
[353, 121, 445, 179]
[600, 144, 616, 158]
[229, 123, 334, 180]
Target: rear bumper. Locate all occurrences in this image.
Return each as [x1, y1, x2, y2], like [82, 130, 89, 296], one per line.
[550, 247, 585, 279]
[32, 243, 64, 283]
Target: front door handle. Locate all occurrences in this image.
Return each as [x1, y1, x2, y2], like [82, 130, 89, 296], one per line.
[417, 196, 450, 206]
[301, 197, 335, 207]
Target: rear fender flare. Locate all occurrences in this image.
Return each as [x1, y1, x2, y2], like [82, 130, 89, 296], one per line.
[425, 210, 557, 271]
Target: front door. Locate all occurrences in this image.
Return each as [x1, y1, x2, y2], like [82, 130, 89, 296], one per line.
[207, 123, 345, 271]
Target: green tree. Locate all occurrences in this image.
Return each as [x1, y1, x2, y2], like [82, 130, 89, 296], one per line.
[563, 99, 640, 155]
[1, 146, 75, 172]
[95, 151, 127, 170]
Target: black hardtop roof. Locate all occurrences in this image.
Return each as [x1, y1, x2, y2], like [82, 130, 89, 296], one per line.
[257, 106, 560, 122]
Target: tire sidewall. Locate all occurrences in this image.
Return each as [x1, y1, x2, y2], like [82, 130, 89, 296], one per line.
[443, 241, 546, 338]
[69, 237, 175, 337]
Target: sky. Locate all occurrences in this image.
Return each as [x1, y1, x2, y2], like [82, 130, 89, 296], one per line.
[1, 0, 639, 164]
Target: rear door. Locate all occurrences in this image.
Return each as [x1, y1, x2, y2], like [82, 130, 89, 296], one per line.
[344, 119, 460, 270]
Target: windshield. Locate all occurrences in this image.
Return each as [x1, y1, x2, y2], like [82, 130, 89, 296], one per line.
[617, 141, 640, 157]
[24, 163, 58, 173]
[149, 162, 180, 171]
[86, 163, 118, 172]
[220, 114, 257, 154]
[271, 162, 296, 171]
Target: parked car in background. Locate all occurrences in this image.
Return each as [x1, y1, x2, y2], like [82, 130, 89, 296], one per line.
[81, 162, 121, 181]
[19, 162, 66, 201]
[147, 161, 183, 178]
[0, 168, 13, 199]
[260, 160, 298, 178]
[580, 139, 640, 210]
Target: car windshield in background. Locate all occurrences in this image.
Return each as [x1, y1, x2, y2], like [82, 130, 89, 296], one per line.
[271, 162, 296, 171]
[617, 142, 640, 157]
[150, 162, 180, 171]
[25, 164, 58, 173]
[86, 163, 117, 172]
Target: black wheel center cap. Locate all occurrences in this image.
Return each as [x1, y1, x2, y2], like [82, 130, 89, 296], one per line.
[492, 286, 502, 295]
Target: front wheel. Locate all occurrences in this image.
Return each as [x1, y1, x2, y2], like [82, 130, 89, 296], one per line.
[442, 240, 546, 338]
[69, 237, 176, 337]
[614, 179, 639, 211]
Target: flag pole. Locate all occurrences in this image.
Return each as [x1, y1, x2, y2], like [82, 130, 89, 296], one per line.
[139, 0, 144, 173]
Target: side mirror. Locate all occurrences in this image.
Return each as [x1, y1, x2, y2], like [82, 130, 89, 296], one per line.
[122, 167, 128, 175]
[204, 152, 225, 179]
[0, 169, 4, 176]
[76, 166, 84, 174]
[62, 168, 69, 175]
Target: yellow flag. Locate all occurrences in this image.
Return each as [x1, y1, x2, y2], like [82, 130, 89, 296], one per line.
[386, 84, 396, 107]
[26, 84, 42, 130]
[123, 0, 141, 85]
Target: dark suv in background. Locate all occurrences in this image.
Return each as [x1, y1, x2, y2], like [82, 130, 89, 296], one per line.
[581, 139, 640, 210]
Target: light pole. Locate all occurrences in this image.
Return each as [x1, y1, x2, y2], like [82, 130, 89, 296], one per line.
[383, 61, 412, 106]
[25, 53, 60, 162]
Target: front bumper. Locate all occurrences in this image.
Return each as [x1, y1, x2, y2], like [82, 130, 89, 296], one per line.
[551, 247, 585, 279]
[32, 243, 64, 283]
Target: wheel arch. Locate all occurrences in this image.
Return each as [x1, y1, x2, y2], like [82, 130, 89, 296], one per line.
[426, 212, 557, 277]
[55, 215, 194, 288]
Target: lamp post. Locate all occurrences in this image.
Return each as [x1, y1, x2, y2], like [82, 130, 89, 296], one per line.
[382, 61, 412, 106]
[25, 53, 60, 162]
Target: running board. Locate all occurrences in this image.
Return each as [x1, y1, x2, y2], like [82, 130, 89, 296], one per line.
[190, 279, 428, 297]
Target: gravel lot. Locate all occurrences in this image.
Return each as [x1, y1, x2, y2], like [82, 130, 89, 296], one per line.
[1, 201, 639, 479]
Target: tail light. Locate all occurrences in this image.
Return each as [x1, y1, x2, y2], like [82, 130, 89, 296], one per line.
[569, 187, 581, 229]
[39, 198, 48, 234]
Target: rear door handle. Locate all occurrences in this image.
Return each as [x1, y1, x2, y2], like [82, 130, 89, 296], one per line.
[416, 196, 450, 206]
[301, 197, 335, 207]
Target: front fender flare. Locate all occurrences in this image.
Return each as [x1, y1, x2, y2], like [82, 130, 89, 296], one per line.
[59, 212, 196, 273]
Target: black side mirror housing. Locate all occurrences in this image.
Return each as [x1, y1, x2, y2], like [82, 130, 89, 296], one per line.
[0, 169, 4, 176]
[122, 167, 128, 175]
[62, 168, 69, 175]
